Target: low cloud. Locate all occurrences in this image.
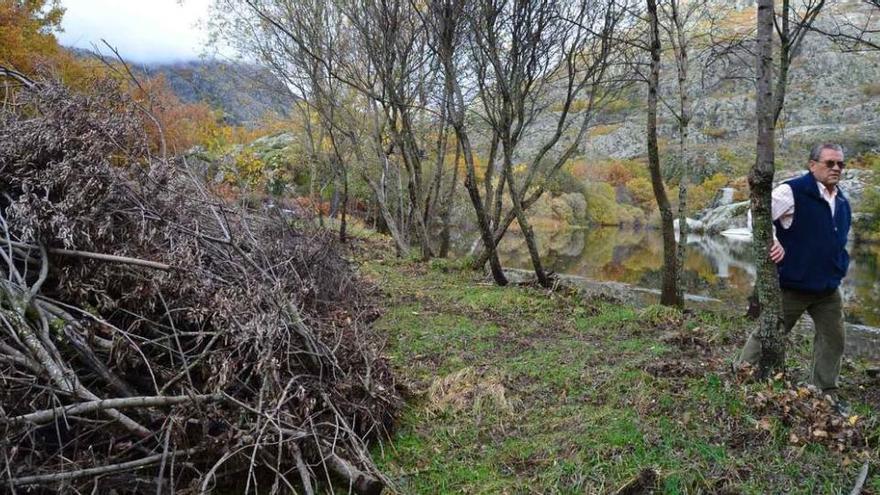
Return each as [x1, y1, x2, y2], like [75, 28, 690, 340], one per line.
[58, 0, 213, 64]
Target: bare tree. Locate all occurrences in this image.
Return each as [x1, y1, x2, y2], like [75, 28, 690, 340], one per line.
[427, 0, 509, 284]
[214, 0, 460, 257]
[773, 0, 826, 125]
[655, 0, 733, 308]
[462, 0, 625, 285]
[808, 0, 880, 51]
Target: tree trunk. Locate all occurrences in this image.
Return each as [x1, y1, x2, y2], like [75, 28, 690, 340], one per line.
[427, 104, 450, 230]
[502, 141, 550, 287]
[647, 0, 682, 307]
[672, 0, 689, 309]
[435, 3, 507, 285]
[460, 131, 508, 285]
[339, 165, 348, 243]
[364, 173, 409, 255]
[750, 0, 786, 377]
[439, 142, 461, 258]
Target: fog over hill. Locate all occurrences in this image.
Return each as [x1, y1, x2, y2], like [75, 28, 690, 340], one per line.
[143, 60, 295, 126]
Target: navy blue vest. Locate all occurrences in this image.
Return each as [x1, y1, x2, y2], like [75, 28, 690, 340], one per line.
[775, 172, 851, 293]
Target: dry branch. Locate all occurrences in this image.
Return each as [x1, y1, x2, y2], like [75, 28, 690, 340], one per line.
[9, 448, 202, 487]
[851, 461, 870, 495]
[6, 393, 223, 426]
[0, 237, 172, 271]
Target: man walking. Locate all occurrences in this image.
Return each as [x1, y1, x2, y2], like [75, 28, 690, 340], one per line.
[739, 143, 851, 400]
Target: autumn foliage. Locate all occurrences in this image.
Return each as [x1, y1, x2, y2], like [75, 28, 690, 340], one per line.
[1, 0, 241, 156]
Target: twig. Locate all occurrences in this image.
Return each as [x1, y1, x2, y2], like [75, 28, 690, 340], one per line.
[26, 244, 48, 301]
[156, 425, 172, 495]
[98, 40, 168, 159]
[850, 461, 870, 495]
[9, 448, 201, 486]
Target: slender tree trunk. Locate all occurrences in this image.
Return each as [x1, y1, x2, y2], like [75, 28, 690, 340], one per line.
[647, 0, 682, 307]
[470, 187, 540, 270]
[460, 130, 508, 285]
[672, 0, 689, 309]
[435, 5, 507, 285]
[750, 0, 786, 377]
[439, 141, 461, 258]
[484, 135, 500, 226]
[339, 164, 348, 243]
[396, 155, 407, 240]
[364, 172, 409, 255]
[502, 140, 550, 287]
[391, 105, 434, 259]
[427, 104, 450, 228]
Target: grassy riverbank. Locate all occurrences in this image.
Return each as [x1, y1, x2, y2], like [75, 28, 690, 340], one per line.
[352, 237, 880, 494]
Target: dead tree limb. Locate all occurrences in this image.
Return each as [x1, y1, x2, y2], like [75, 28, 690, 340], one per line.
[9, 448, 202, 487]
[6, 393, 223, 426]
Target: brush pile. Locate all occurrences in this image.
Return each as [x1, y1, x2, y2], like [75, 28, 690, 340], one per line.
[0, 72, 400, 494]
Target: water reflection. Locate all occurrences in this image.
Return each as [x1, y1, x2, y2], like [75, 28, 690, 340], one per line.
[476, 227, 880, 327]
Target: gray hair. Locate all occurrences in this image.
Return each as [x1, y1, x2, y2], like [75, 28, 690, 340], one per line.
[809, 143, 844, 162]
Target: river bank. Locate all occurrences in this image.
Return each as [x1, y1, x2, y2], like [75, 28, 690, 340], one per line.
[353, 235, 880, 494]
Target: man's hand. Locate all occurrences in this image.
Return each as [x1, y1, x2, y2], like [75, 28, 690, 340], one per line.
[770, 239, 785, 264]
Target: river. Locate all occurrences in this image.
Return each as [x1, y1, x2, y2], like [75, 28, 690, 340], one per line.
[464, 227, 880, 327]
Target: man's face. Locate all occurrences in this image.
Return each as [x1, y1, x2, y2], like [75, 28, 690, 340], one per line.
[809, 148, 845, 190]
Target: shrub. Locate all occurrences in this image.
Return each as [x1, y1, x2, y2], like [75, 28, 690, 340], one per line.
[584, 182, 642, 225]
[625, 176, 656, 213]
[862, 83, 880, 97]
[589, 123, 621, 137]
[702, 126, 729, 139]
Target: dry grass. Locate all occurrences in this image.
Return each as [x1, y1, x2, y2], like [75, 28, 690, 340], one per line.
[426, 367, 518, 417]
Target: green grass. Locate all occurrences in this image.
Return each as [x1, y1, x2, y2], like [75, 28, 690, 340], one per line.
[357, 239, 880, 494]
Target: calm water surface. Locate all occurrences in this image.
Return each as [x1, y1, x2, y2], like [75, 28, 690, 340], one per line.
[468, 227, 880, 327]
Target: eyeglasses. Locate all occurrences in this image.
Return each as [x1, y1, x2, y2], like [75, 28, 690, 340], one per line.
[814, 159, 846, 170]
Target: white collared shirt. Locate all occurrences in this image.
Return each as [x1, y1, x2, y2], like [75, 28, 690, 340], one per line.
[772, 181, 837, 229]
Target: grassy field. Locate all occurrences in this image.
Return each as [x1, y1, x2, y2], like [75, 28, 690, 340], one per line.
[353, 238, 880, 494]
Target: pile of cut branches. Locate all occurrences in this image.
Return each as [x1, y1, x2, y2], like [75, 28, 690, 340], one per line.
[0, 71, 400, 494]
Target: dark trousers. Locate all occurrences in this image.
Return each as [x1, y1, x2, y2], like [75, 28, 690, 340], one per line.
[738, 288, 845, 391]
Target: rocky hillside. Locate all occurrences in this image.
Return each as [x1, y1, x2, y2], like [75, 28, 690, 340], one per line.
[145, 60, 294, 125]
[580, 1, 880, 170]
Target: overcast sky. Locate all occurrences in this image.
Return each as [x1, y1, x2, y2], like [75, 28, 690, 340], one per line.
[57, 0, 214, 64]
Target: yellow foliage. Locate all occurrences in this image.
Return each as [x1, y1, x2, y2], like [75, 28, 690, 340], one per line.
[625, 176, 655, 213]
[229, 150, 266, 189]
[588, 124, 620, 138]
[549, 98, 592, 113]
[702, 127, 728, 139]
[565, 158, 589, 180]
[688, 173, 730, 211]
[0, 0, 63, 74]
[602, 96, 635, 114]
[861, 83, 880, 97]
